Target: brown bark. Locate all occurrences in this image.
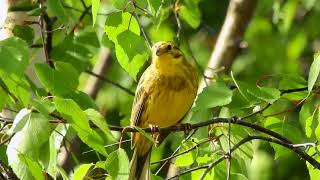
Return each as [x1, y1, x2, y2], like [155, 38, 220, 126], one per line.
[204, 0, 257, 78]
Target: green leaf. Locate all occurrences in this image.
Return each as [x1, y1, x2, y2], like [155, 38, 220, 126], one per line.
[47, 0, 70, 25]
[264, 117, 304, 158]
[191, 168, 213, 180]
[175, 139, 198, 167]
[57, 166, 70, 180]
[92, 0, 100, 26]
[179, 0, 201, 28]
[134, 126, 155, 143]
[308, 53, 320, 93]
[73, 163, 94, 180]
[279, 74, 307, 89]
[34, 62, 79, 96]
[190, 108, 212, 123]
[247, 86, 280, 104]
[147, 0, 161, 16]
[65, 91, 98, 110]
[305, 115, 314, 138]
[230, 73, 260, 105]
[12, 25, 34, 45]
[54, 98, 107, 156]
[264, 117, 304, 143]
[9, 108, 31, 134]
[7, 113, 50, 180]
[287, 32, 307, 61]
[105, 12, 140, 42]
[249, 151, 274, 180]
[105, 12, 147, 79]
[306, 147, 320, 180]
[0, 75, 31, 105]
[0, 37, 29, 77]
[105, 148, 130, 180]
[50, 29, 100, 72]
[18, 154, 44, 180]
[110, 0, 128, 9]
[195, 81, 233, 110]
[280, 0, 298, 33]
[0, 88, 7, 110]
[47, 124, 67, 179]
[115, 30, 149, 79]
[85, 109, 113, 138]
[30, 98, 56, 119]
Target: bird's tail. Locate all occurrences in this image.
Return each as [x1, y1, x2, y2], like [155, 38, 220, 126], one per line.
[129, 138, 152, 180]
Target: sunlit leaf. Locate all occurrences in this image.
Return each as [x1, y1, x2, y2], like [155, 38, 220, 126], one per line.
[247, 86, 280, 104]
[105, 148, 130, 180]
[54, 98, 107, 156]
[73, 163, 94, 179]
[179, 1, 201, 29]
[85, 108, 113, 138]
[50, 29, 100, 72]
[308, 53, 320, 93]
[195, 81, 233, 110]
[35, 62, 79, 96]
[175, 139, 198, 167]
[7, 113, 50, 180]
[105, 12, 148, 79]
[92, 0, 100, 26]
[18, 154, 44, 180]
[9, 108, 31, 134]
[0, 37, 29, 77]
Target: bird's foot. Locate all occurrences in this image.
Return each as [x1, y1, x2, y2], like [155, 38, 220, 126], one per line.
[183, 123, 192, 136]
[149, 124, 160, 145]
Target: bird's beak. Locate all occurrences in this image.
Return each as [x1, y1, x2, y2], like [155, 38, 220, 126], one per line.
[156, 46, 169, 56]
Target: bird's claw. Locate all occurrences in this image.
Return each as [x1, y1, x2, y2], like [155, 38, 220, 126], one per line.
[149, 124, 160, 145]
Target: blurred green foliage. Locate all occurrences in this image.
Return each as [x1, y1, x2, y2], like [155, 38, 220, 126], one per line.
[0, 0, 320, 180]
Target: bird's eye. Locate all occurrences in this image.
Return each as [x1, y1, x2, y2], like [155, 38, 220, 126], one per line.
[167, 45, 172, 50]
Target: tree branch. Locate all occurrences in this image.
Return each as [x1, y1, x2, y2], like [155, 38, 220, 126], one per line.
[168, 135, 320, 179]
[85, 70, 135, 96]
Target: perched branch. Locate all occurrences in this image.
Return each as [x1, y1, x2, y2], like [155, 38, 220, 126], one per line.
[168, 135, 320, 179]
[108, 117, 291, 143]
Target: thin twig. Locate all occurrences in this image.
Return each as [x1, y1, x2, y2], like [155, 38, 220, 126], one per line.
[0, 135, 13, 146]
[39, 0, 54, 68]
[171, 135, 320, 179]
[152, 138, 213, 165]
[63, 4, 112, 16]
[82, 139, 131, 155]
[174, 0, 182, 42]
[85, 70, 135, 96]
[242, 103, 271, 119]
[71, 4, 92, 32]
[226, 118, 231, 180]
[155, 129, 198, 175]
[133, 12, 152, 47]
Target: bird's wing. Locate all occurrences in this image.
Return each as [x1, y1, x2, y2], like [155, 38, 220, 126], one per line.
[130, 69, 150, 127]
[130, 68, 151, 148]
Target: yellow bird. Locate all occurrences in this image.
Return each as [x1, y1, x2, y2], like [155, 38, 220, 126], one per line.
[129, 41, 199, 180]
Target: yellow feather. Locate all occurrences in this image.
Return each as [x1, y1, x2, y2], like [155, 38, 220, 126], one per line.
[129, 41, 198, 180]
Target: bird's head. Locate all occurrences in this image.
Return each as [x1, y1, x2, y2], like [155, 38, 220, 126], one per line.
[151, 41, 183, 64]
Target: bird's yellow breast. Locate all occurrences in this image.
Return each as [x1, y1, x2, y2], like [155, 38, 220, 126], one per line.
[139, 65, 198, 128]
